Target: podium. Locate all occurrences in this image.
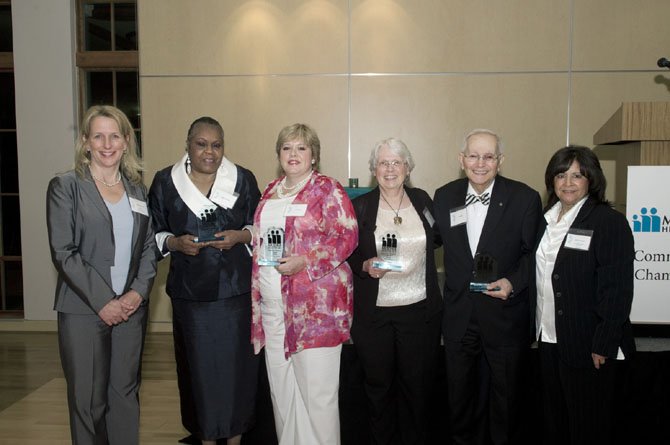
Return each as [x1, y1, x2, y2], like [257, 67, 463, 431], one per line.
[593, 101, 670, 212]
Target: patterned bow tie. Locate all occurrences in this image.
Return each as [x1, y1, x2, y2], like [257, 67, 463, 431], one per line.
[466, 192, 490, 206]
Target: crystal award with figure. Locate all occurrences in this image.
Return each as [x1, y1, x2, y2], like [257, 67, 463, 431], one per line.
[372, 232, 404, 272]
[469, 253, 501, 292]
[258, 227, 285, 266]
[193, 207, 223, 243]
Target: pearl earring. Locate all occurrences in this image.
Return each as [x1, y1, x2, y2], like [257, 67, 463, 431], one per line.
[186, 155, 192, 174]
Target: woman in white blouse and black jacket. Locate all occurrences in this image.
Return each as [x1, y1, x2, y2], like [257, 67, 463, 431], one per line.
[532, 145, 635, 445]
[347, 138, 442, 445]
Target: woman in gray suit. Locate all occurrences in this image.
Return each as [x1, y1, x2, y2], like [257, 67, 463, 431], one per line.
[47, 105, 157, 445]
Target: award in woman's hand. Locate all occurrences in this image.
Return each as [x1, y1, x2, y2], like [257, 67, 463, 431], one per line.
[372, 233, 404, 271]
[258, 227, 285, 266]
[194, 207, 224, 243]
[469, 253, 501, 292]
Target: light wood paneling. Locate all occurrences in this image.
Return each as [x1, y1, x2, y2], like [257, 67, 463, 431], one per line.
[139, 0, 348, 75]
[350, 74, 570, 197]
[569, 73, 670, 148]
[573, 0, 670, 70]
[140, 75, 350, 190]
[351, 0, 571, 73]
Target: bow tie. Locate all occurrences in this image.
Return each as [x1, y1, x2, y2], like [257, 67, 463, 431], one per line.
[466, 192, 490, 206]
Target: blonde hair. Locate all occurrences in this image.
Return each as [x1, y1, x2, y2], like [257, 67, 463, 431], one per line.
[275, 123, 321, 168]
[74, 105, 143, 184]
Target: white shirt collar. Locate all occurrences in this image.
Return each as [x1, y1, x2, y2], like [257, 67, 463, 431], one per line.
[467, 179, 495, 198]
[545, 195, 588, 226]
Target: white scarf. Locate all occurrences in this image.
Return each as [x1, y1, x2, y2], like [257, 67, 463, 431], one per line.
[170, 153, 239, 216]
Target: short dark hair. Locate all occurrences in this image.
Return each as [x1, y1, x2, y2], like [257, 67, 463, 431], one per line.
[544, 145, 609, 210]
[186, 116, 224, 147]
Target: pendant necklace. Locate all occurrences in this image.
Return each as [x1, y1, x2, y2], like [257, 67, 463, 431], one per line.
[380, 187, 405, 225]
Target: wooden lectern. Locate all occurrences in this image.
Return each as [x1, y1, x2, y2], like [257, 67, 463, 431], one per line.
[592, 101, 670, 212]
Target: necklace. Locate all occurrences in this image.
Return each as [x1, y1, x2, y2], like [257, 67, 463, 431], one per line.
[91, 171, 121, 187]
[277, 173, 311, 199]
[380, 187, 405, 225]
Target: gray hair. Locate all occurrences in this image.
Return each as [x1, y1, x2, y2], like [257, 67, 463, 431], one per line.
[461, 128, 503, 154]
[368, 137, 416, 174]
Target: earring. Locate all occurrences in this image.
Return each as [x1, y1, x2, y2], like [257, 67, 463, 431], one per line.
[311, 159, 315, 165]
[186, 155, 192, 175]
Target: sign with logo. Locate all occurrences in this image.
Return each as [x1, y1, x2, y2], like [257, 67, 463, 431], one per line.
[627, 166, 670, 323]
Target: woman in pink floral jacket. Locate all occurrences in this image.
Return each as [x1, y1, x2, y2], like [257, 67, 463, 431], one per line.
[251, 123, 358, 445]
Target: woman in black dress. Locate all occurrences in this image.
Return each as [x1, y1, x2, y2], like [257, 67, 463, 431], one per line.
[149, 117, 261, 445]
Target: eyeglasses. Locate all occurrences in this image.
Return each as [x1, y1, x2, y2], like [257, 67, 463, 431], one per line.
[377, 160, 405, 169]
[462, 153, 500, 164]
[555, 172, 586, 181]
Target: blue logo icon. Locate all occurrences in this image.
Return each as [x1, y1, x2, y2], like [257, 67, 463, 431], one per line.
[631, 207, 662, 233]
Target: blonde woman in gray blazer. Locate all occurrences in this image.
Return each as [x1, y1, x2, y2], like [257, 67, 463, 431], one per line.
[47, 105, 157, 445]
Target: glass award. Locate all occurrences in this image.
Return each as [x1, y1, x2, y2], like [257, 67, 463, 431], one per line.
[372, 233, 404, 272]
[193, 208, 223, 243]
[258, 227, 285, 266]
[469, 253, 501, 292]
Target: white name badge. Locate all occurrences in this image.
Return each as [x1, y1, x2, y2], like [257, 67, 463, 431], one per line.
[285, 204, 308, 217]
[129, 197, 148, 216]
[423, 208, 435, 227]
[564, 228, 593, 251]
[450, 206, 467, 227]
[210, 189, 239, 209]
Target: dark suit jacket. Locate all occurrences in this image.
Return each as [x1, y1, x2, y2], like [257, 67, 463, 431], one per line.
[148, 164, 260, 301]
[348, 186, 442, 330]
[433, 175, 542, 346]
[47, 169, 157, 314]
[531, 197, 635, 368]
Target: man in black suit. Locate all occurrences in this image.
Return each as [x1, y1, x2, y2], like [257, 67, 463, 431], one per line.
[433, 129, 542, 444]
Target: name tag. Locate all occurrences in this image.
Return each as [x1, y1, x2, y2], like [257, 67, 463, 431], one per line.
[564, 228, 593, 251]
[285, 204, 308, 217]
[450, 206, 467, 227]
[423, 208, 435, 227]
[210, 189, 239, 209]
[129, 197, 148, 216]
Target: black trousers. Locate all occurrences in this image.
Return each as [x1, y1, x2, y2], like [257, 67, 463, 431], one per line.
[539, 341, 617, 445]
[352, 300, 441, 445]
[444, 310, 526, 445]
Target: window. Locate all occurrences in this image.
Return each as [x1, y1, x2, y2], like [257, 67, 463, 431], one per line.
[0, 0, 23, 314]
[77, 0, 140, 146]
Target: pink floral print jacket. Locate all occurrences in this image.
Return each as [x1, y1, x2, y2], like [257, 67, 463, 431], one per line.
[251, 172, 358, 357]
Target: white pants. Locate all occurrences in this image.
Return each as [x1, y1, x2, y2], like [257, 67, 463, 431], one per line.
[261, 298, 342, 445]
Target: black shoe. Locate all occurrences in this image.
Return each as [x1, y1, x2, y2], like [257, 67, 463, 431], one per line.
[178, 434, 201, 445]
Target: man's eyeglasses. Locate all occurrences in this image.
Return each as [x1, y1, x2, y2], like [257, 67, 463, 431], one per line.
[462, 153, 500, 164]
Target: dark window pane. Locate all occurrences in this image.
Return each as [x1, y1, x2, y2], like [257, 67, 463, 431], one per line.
[117, 71, 139, 128]
[86, 71, 113, 108]
[0, 73, 16, 129]
[0, 5, 12, 52]
[0, 132, 18, 193]
[115, 3, 137, 51]
[0, 195, 21, 256]
[2, 260, 23, 310]
[135, 130, 141, 156]
[83, 3, 112, 51]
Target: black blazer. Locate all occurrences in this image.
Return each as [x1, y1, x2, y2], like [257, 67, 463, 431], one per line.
[433, 175, 542, 346]
[148, 164, 260, 301]
[348, 186, 442, 330]
[531, 197, 635, 368]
